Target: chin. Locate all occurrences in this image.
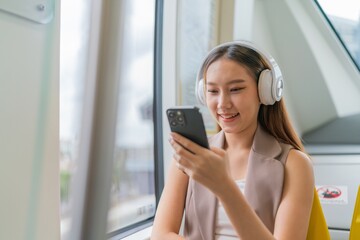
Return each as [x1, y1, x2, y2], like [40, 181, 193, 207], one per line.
[220, 126, 239, 134]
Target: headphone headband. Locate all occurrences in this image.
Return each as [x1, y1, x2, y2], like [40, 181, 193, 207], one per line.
[195, 40, 284, 105]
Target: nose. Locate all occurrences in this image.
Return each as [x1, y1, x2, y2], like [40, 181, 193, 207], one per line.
[217, 92, 232, 109]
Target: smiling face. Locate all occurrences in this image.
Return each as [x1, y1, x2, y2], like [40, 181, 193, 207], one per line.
[205, 57, 261, 134]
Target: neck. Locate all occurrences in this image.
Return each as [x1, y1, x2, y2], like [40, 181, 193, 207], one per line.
[224, 122, 258, 151]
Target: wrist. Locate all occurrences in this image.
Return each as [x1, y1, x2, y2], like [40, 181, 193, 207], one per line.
[212, 175, 237, 199]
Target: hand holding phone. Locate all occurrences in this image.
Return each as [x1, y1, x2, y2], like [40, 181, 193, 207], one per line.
[166, 106, 209, 149]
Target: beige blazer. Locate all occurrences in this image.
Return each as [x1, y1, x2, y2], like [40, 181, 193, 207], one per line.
[183, 125, 293, 240]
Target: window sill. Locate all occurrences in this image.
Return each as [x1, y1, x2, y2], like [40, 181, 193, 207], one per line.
[109, 226, 152, 240]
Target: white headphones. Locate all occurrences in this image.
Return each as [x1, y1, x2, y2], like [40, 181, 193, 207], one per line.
[195, 40, 284, 105]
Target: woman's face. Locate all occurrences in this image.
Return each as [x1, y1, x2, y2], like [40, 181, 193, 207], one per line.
[205, 57, 261, 134]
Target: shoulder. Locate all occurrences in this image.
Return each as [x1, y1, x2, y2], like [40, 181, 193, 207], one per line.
[274, 149, 315, 238]
[285, 149, 314, 186]
[287, 149, 313, 171]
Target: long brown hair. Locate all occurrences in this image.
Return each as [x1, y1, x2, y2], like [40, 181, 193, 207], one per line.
[201, 43, 304, 151]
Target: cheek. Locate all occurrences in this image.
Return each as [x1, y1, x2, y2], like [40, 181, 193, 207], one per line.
[254, 88, 261, 103]
[245, 87, 261, 104]
[205, 93, 216, 105]
[235, 91, 261, 112]
[206, 98, 219, 116]
[206, 98, 216, 112]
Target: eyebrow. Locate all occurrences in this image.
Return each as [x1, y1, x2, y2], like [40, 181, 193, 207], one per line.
[206, 79, 246, 86]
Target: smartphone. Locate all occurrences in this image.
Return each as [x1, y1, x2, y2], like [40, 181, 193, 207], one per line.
[166, 106, 209, 149]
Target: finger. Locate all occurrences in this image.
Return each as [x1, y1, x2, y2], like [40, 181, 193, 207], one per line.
[173, 153, 193, 169]
[170, 132, 204, 154]
[170, 136, 197, 160]
[173, 153, 182, 164]
[175, 160, 189, 175]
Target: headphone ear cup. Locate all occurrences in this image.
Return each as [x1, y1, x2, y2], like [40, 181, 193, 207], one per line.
[258, 69, 276, 105]
[195, 78, 206, 105]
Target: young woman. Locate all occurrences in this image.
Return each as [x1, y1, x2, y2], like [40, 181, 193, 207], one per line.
[151, 41, 314, 240]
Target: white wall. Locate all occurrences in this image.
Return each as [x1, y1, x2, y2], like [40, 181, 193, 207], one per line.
[252, 0, 360, 135]
[0, 2, 60, 240]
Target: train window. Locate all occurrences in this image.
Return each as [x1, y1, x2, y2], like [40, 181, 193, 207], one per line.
[60, 0, 163, 238]
[106, 0, 160, 236]
[315, 0, 360, 71]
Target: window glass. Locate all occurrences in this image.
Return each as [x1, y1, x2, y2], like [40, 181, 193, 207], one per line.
[315, 0, 360, 70]
[107, 0, 156, 233]
[176, 0, 219, 134]
[60, 0, 90, 238]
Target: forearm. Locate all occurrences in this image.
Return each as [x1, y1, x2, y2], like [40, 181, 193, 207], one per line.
[151, 215, 185, 240]
[151, 160, 188, 240]
[216, 179, 275, 240]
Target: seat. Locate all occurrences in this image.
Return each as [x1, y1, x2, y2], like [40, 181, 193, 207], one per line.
[306, 188, 330, 240]
[349, 185, 360, 240]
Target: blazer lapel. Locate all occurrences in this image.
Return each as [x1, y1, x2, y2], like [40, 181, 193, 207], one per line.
[193, 131, 225, 240]
[244, 125, 284, 232]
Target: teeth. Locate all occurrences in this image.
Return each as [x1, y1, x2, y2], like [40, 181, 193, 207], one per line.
[222, 113, 239, 119]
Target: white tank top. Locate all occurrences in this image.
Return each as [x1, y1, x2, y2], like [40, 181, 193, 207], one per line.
[214, 179, 246, 240]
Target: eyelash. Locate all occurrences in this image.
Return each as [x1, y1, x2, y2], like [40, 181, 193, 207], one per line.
[207, 88, 245, 94]
[230, 88, 244, 92]
[207, 90, 218, 94]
